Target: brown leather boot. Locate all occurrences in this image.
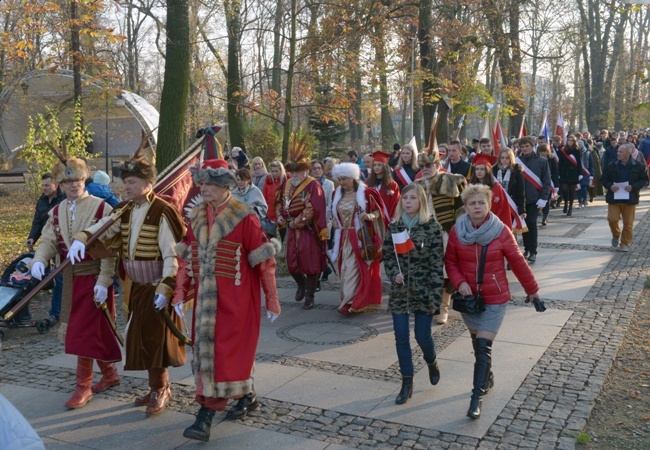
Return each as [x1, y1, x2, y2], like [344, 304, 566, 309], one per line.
[92, 360, 120, 393]
[291, 273, 306, 302]
[134, 391, 152, 406]
[303, 275, 319, 310]
[145, 368, 171, 416]
[65, 357, 94, 409]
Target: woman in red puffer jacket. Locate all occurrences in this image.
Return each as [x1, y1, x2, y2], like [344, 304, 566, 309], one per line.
[445, 184, 540, 421]
[262, 161, 290, 240]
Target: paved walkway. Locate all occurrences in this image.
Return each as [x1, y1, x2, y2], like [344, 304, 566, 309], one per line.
[2, 192, 650, 449]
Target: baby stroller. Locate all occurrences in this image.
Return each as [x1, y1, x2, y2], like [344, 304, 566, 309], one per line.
[0, 252, 52, 341]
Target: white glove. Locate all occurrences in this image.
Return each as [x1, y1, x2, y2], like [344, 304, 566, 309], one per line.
[536, 199, 547, 209]
[31, 262, 45, 280]
[67, 240, 86, 265]
[94, 285, 108, 304]
[266, 311, 279, 322]
[153, 293, 168, 311]
[174, 303, 185, 318]
[578, 175, 584, 181]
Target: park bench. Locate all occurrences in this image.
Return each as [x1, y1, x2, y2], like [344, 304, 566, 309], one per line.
[0, 171, 27, 184]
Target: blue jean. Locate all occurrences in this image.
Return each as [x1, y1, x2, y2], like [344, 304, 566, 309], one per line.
[50, 273, 62, 319]
[577, 185, 588, 204]
[392, 312, 436, 377]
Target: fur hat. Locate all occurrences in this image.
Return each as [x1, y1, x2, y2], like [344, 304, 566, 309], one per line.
[332, 162, 361, 180]
[93, 170, 111, 185]
[417, 149, 440, 167]
[51, 158, 89, 183]
[119, 132, 157, 184]
[191, 159, 236, 188]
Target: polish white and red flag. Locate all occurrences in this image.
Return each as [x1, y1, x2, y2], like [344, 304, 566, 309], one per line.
[392, 230, 415, 254]
[555, 112, 565, 145]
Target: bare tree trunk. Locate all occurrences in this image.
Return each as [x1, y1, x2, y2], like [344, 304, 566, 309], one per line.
[156, 0, 190, 171]
[224, 0, 246, 149]
[280, 0, 297, 161]
[70, 0, 82, 102]
[373, 22, 397, 149]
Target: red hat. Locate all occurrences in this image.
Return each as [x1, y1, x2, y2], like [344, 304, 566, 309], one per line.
[371, 151, 390, 164]
[201, 159, 229, 171]
[190, 159, 236, 187]
[472, 153, 497, 168]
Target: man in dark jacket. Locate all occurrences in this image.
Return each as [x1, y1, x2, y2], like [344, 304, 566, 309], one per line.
[638, 130, 650, 161]
[517, 136, 551, 263]
[602, 136, 620, 169]
[26, 173, 66, 323]
[601, 143, 649, 252]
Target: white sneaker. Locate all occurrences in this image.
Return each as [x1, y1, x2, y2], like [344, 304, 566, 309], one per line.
[619, 245, 630, 252]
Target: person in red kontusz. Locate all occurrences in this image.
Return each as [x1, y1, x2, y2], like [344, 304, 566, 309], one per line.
[365, 151, 401, 221]
[173, 159, 281, 442]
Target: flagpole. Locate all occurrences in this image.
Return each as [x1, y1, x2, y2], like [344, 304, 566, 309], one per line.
[393, 242, 403, 280]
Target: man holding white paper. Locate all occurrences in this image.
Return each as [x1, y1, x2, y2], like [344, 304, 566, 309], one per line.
[601, 144, 648, 252]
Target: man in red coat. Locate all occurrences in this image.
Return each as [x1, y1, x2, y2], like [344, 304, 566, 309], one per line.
[173, 159, 281, 442]
[30, 157, 120, 410]
[276, 157, 328, 310]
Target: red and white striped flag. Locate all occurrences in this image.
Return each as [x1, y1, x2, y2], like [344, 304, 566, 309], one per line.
[392, 230, 415, 254]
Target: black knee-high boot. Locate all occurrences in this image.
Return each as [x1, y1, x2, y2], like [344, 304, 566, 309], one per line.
[467, 338, 492, 419]
[470, 334, 494, 395]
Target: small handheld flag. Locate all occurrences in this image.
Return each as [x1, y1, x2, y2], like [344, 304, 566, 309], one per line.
[392, 230, 416, 254]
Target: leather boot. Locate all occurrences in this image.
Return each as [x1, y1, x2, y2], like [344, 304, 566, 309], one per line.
[134, 391, 152, 406]
[467, 338, 493, 419]
[183, 406, 216, 442]
[226, 392, 260, 419]
[427, 360, 440, 385]
[291, 273, 306, 302]
[146, 368, 171, 416]
[436, 291, 450, 324]
[303, 275, 319, 310]
[567, 203, 573, 217]
[65, 357, 94, 409]
[395, 376, 414, 405]
[471, 334, 494, 395]
[92, 360, 120, 393]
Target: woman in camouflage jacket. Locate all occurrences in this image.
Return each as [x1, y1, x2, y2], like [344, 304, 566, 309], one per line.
[382, 183, 444, 406]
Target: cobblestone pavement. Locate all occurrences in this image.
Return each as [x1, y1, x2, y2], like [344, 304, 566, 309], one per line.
[1, 198, 648, 449]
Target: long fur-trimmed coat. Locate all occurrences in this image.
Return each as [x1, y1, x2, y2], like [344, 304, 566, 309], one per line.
[173, 197, 279, 399]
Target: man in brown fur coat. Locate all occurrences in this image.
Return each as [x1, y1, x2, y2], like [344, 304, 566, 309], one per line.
[68, 150, 186, 417]
[415, 149, 467, 324]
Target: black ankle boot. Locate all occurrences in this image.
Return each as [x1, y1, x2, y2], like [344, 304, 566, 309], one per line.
[467, 338, 493, 419]
[563, 203, 568, 213]
[395, 376, 414, 405]
[183, 406, 216, 442]
[427, 360, 440, 385]
[291, 274, 306, 302]
[227, 392, 260, 419]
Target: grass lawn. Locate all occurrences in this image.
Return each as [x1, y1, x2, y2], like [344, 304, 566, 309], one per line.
[0, 187, 37, 270]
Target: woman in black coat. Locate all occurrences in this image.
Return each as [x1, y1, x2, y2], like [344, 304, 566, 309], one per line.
[493, 148, 526, 217]
[557, 136, 582, 216]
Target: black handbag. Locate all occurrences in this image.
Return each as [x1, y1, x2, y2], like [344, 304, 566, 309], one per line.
[452, 245, 488, 314]
[254, 206, 278, 238]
